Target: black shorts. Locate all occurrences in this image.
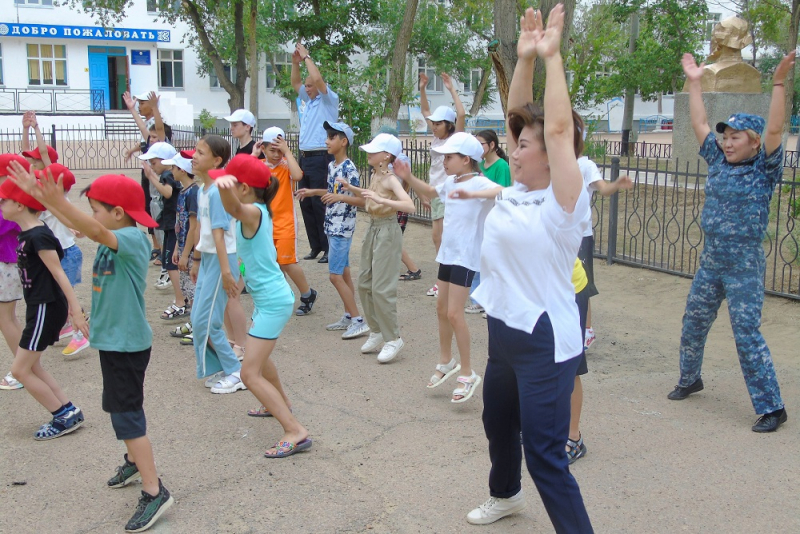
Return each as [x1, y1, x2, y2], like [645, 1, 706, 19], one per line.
[162, 229, 177, 271]
[578, 235, 599, 297]
[438, 263, 476, 288]
[99, 348, 151, 413]
[575, 287, 589, 376]
[20, 299, 68, 352]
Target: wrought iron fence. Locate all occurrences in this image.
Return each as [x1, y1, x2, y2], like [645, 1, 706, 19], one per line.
[602, 140, 673, 159]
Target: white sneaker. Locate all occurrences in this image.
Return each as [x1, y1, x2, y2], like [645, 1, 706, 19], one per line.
[326, 315, 352, 331]
[155, 273, 171, 290]
[342, 319, 370, 340]
[377, 338, 404, 363]
[426, 284, 438, 297]
[203, 370, 226, 388]
[360, 332, 384, 353]
[584, 328, 596, 351]
[465, 303, 485, 314]
[210, 372, 247, 394]
[466, 491, 525, 525]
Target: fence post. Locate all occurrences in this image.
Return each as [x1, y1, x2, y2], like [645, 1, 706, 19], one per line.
[607, 156, 620, 265]
[50, 124, 56, 148]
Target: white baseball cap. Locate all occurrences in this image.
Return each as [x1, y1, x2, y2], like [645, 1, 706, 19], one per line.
[428, 106, 457, 123]
[224, 109, 256, 128]
[360, 133, 402, 157]
[138, 142, 178, 161]
[431, 132, 483, 162]
[161, 154, 193, 175]
[262, 126, 286, 144]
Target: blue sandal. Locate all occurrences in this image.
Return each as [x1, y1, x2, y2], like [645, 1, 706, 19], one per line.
[566, 434, 587, 464]
[34, 407, 85, 441]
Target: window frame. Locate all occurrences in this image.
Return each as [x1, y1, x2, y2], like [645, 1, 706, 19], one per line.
[265, 52, 292, 91]
[158, 49, 184, 89]
[26, 43, 68, 87]
[705, 13, 721, 41]
[147, 0, 181, 13]
[209, 64, 235, 89]
[417, 58, 442, 93]
[13, 0, 54, 7]
[467, 68, 482, 94]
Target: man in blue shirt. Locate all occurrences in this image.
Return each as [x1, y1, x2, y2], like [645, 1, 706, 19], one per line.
[292, 41, 340, 264]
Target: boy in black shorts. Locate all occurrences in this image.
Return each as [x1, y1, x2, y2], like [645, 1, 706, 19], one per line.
[9, 165, 174, 533]
[0, 179, 87, 440]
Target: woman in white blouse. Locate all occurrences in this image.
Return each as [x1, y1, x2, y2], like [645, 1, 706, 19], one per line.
[457, 6, 594, 531]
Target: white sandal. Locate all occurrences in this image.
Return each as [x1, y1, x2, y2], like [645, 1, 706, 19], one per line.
[452, 372, 481, 403]
[427, 359, 461, 389]
[0, 372, 23, 390]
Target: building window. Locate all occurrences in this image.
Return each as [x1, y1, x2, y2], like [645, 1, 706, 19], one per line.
[147, 0, 181, 12]
[0, 44, 4, 86]
[594, 63, 615, 80]
[418, 58, 442, 92]
[27, 44, 67, 86]
[14, 0, 54, 6]
[705, 13, 721, 41]
[266, 53, 291, 90]
[158, 49, 184, 89]
[468, 68, 482, 93]
[210, 64, 235, 88]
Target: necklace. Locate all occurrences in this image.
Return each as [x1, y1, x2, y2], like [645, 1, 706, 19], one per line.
[454, 172, 478, 182]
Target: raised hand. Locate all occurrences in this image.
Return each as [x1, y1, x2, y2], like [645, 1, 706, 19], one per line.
[392, 157, 411, 180]
[122, 91, 136, 111]
[295, 42, 309, 59]
[214, 175, 238, 190]
[441, 72, 454, 92]
[534, 4, 565, 59]
[517, 7, 543, 61]
[7, 160, 39, 195]
[773, 50, 796, 84]
[419, 72, 429, 91]
[252, 141, 263, 157]
[681, 53, 705, 83]
[147, 91, 160, 107]
[271, 136, 290, 155]
[37, 168, 67, 206]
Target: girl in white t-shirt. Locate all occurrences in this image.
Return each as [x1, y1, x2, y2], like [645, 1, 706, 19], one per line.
[395, 132, 497, 403]
[188, 136, 245, 394]
[419, 71, 466, 298]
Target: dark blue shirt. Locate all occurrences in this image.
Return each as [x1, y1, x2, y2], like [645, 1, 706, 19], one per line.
[699, 132, 783, 242]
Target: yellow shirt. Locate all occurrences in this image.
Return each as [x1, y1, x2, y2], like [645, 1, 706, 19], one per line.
[572, 258, 588, 294]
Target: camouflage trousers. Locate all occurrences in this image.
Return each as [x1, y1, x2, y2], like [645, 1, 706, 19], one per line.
[678, 245, 783, 415]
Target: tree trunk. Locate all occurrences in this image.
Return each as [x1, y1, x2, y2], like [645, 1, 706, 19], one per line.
[232, 0, 248, 112]
[469, 67, 491, 116]
[183, 0, 245, 110]
[621, 10, 639, 156]
[531, 0, 576, 104]
[378, 0, 419, 133]
[248, 0, 258, 115]
[788, 0, 799, 150]
[492, 0, 517, 115]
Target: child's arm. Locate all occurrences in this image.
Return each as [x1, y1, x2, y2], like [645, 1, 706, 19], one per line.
[361, 175, 416, 213]
[178, 215, 197, 271]
[122, 143, 142, 162]
[441, 73, 466, 133]
[215, 175, 261, 231]
[449, 185, 503, 200]
[122, 91, 151, 140]
[322, 191, 366, 207]
[765, 51, 796, 155]
[592, 175, 634, 196]
[680, 54, 712, 145]
[274, 137, 303, 181]
[8, 163, 119, 250]
[392, 158, 436, 199]
[32, 116, 53, 166]
[39, 249, 89, 337]
[147, 92, 167, 142]
[142, 162, 174, 199]
[295, 188, 327, 199]
[213, 229, 238, 298]
[21, 111, 33, 152]
[419, 73, 431, 119]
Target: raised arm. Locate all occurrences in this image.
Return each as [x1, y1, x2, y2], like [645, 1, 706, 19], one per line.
[274, 137, 303, 180]
[148, 92, 167, 142]
[441, 73, 466, 133]
[21, 111, 33, 152]
[142, 162, 174, 199]
[419, 73, 431, 119]
[681, 54, 712, 145]
[215, 175, 261, 230]
[296, 42, 328, 94]
[506, 8, 542, 161]
[537, 5, 582, 213]
[392, 157, 436, 199]
[32, 117, 53, 166]
[291, 47, 303, 94]
[765, 51, 796, 155]
[123, 91, 151, 140]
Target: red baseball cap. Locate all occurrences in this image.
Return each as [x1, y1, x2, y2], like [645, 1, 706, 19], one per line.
[0, 179, 45, 212]
[35, 164, 76, 192]
[86, 175, 158, 228]
[0, 154, 31, 177]
[209, 154, 271, 188]
[179, 149, 195, 159]
[21, 145, 59, 163]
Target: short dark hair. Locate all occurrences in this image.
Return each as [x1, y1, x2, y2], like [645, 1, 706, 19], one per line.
[326, 130, 350, 148]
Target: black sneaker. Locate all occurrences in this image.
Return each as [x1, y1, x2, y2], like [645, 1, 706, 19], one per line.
[318, 252, 329, 264]
[295, 288, 318, 316]
[752, 408, 787, 433]
[108, 454, 141, 488]
[125, 479, 174, 532]
[667, 378, 704, 400]
[303, 249, 321, 260]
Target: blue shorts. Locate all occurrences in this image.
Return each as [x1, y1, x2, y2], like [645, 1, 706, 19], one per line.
[61, 244, 82, 286]
[248, 298, 294, 340]
[327, 234, 353, 275]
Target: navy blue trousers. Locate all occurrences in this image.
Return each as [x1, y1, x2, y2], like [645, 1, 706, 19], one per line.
[483, 314, 593, 533]
[299, 153, 332, 253]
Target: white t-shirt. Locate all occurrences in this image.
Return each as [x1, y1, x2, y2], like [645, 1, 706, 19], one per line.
[429, 137, 448, 189]
[40, 198, 75, 249]
[578, 156, 601, 237]
[472, 183, 591, 363]
[435, 174, 497, 272]
[196, 183, 236, 254]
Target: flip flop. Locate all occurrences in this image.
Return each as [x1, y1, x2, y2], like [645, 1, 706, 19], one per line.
[247, 406, 293, 418]
[264, 438, 312, 458]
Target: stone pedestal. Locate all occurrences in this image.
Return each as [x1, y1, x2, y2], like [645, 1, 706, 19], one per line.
[672, 91, 771, 172]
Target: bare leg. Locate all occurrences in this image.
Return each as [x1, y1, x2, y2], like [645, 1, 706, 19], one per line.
[0, 300, 22, 353]
[281, 263, 310, 294]
[261, 357, 291, 408]
[431, 280, 453, 384]
[125, 436, 160, 496]
[432, 219, 443, 254]
[330, 271, 359, 317]
[447, 283, 472, 379]
[225, 292, 248, 348]
[568, 376, 583, 444]
[401, 248, 419, 272]
[11, 348, 68, 411]
[168, 271, 183, 306]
